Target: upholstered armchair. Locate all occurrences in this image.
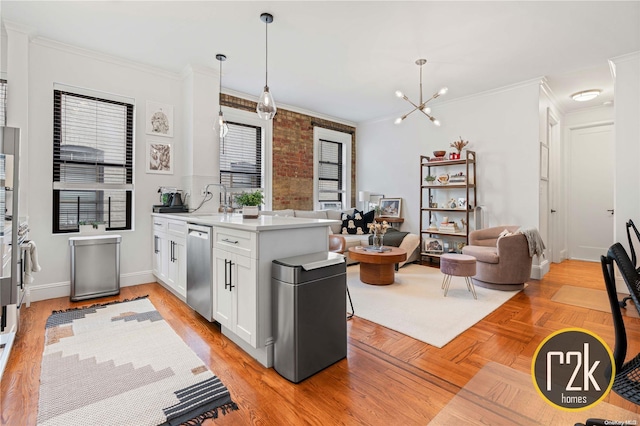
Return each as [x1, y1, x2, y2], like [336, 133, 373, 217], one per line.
[461, 226, 532, 290]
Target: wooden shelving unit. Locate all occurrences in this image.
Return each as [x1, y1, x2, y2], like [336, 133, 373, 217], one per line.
[419, 150, 477, 263]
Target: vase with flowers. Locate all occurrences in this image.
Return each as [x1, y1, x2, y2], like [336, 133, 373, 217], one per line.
[449, 137, 469, 160]
[368, 220, 390, 250]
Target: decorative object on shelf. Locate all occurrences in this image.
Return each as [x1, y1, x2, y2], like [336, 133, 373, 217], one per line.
[450, 136, 469, 156]
[449, 172, 466, 184]
[433, 150, 446, 158]
[447, 198, 458, 209]
[436, 173, 450, 185]
[424, 237, 443, 253]
[428, 215, 438, 230]
[425, 175, 436, 184]
[368, 220, 390, 249]
[216, 53, 229, 140]
[256, 13, 277, 120]
[379, 198, 402, 218]
[394, 59, 447, 126]
[146, 101, 174, 137]
[439, 220, 459, 232]
[235, 189, 264, 218]
[457, 198, 467, 209]
[146, 140, 173, 174]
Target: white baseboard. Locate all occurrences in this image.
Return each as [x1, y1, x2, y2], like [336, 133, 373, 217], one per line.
[530, 258, 550, 280]
[28, 271, 156, 303]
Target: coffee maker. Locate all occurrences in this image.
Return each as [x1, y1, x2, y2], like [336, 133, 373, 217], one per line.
[153, 187, 188, 213]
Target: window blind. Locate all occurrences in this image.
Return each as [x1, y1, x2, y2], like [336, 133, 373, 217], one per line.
[318, 139, 343, 202]
[0, 80, 6, 126]
[52, 90, 133, 232]
[219, 121, 262, 204]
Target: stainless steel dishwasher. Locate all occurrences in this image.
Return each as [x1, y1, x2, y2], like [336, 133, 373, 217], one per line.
[186, 224, 213, 321]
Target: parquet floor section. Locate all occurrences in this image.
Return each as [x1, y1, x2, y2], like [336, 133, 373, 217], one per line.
[1, 260, 639, 425]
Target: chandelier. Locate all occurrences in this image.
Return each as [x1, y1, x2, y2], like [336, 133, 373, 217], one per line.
[394, 59, 447, 126]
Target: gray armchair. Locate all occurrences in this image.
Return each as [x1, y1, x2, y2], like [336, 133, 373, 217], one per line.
[461, 226, 532, 290]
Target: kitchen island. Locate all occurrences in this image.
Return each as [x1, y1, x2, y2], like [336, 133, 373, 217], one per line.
[151, 212, 339, 368]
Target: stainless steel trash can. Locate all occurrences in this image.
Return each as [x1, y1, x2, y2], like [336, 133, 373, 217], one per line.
[69, 235, 121, 301]
[272, 251, 347, 383]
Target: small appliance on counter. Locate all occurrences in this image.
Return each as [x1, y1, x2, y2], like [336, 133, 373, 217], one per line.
[153, 187, 188, 213]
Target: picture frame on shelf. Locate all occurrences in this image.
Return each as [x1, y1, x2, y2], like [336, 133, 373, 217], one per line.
[379, 198, 401, 218]
[424, 237, 443, 253]
[457, 198, 467, 209]
[146, 101, 174, 137]
[146, 140, 173, 174]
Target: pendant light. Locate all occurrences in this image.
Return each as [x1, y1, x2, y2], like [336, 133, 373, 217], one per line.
[216, 53, 229, 139]
[257, 12, 276, 120]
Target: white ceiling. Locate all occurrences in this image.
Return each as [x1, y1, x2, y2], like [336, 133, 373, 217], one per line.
[2, 1, 639, 123]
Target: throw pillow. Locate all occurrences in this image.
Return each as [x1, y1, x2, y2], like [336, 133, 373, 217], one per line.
[368, 228, 408, 247]
[362, 210, 375, 232]
[341, 209, 367, 235]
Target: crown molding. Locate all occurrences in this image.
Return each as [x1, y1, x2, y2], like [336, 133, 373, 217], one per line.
[31, 36, 181, 80]
[2, 20, 36, 37]
[609, 51, 640, 65]
[181, 63, 218, 79]
[222, 87, 356, 128]
[539, 78, 566, 116]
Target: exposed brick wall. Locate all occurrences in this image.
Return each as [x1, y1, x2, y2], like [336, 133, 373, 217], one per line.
[221, 94, 356, 210]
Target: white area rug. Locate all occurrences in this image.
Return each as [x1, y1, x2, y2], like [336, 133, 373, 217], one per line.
[347, 264, 522, 348]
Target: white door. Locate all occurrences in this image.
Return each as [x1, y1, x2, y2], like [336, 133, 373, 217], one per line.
[233, 254, 256, 347]
[568, 124, 614, 261]
[214, 249, 233, 328]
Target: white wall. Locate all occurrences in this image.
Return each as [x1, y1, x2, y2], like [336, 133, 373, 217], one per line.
[611, 52, 640, 253]
[22, 38, 185, 300]
[357, 80, 541, 236]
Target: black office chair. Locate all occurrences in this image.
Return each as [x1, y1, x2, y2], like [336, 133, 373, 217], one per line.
[619, 219, 640, 308]
[600, 243, 640, 405]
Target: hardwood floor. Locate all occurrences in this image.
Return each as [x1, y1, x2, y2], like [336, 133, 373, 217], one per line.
[2, 260, 639, 425]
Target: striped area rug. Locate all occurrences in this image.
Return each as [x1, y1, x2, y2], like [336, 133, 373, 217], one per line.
[37, 297, 238, 426]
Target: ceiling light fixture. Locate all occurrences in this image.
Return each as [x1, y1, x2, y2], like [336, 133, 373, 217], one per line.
[395, 59, 447, 126]
[216, 53, 229, 140]
[256, 12, 276, 120]
[571, 89, 601, 102]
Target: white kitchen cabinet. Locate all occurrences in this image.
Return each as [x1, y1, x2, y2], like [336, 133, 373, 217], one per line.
[151, 217, 186, 298]
[214, 235, 257, 347]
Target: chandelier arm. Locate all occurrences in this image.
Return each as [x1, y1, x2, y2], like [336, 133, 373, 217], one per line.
[402, 97, 422, 111]
[403, 107, 421, 119]
[418, 108, 435, 120]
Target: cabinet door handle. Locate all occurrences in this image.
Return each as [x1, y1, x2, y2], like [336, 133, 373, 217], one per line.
[154, 222, 162, 226]
[224, 259, 230, 290]
[222, 238, 239, 244]
[229, 261, 235, 290]
[154, 236, 159, 254]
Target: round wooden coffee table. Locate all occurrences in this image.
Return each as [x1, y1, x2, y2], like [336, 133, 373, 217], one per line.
[348, 246, 407, 285]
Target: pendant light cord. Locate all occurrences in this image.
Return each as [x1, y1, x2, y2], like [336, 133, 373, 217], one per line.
[264, 20, 269, 87]
[219, 58, 223, 113]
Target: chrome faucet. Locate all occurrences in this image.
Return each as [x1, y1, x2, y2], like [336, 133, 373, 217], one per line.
[204, 183, 229, 215]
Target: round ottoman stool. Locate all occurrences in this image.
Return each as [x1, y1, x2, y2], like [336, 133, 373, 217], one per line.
[440, 253, 477, 299]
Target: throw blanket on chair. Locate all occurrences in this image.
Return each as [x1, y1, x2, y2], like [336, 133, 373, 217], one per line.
[517, 227, 546, 258]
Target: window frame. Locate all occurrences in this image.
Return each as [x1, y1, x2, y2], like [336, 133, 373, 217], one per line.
[52, 87, 134, 233]
[220, 106, 272, 210]
[313, 127, 352, 210]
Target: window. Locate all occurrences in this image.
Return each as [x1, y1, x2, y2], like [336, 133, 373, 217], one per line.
[219, 107, 271, 209]
[313, 127, 352, 210]
[220, 121, 262, 203]
[0, 79, 6, 126]
[52, 88, 134, 233]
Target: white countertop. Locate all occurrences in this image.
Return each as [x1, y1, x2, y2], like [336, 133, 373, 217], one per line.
[152, 212, 339, 232]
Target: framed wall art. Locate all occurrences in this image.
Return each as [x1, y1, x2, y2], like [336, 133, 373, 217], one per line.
[379, 198, 402, 218]
[146, 101, 174, 137]
[146, 140, 173, 174]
